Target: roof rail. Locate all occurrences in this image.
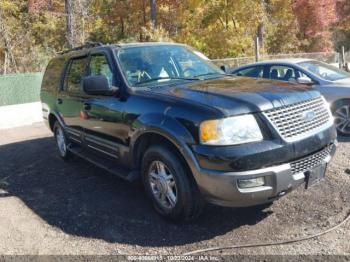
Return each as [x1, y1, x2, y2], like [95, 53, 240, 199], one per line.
[60, 42, 104, 54]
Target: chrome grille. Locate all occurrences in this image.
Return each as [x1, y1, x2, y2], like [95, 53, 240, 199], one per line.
[263, 97, 331, 141]
[290, 144, 333, 174]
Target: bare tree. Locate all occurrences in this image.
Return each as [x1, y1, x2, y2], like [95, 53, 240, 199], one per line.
[75, 0, 93, 45]
[142, 0, 147, 26]
[150, 0, 156, 28]
[0, 8, 17, 74]
[65, 0, 75, 48]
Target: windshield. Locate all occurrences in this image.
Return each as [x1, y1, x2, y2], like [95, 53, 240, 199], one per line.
[115, 45, 224, 87]
[298, 60, 350, 81]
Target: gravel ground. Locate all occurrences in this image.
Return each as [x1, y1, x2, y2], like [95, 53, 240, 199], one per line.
[0, 123, 349, 256]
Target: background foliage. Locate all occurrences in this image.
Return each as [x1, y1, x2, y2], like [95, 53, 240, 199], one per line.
[0, 0, 349, 74]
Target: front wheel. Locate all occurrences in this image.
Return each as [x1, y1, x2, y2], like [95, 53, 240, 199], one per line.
[53, 121, 72, 160]
[333, 101, 350, 136]
[141, 144, 204, 222]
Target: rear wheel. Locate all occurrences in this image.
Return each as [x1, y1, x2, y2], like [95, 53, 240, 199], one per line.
[53, 121, 72, 160]
[333, 101, 350, 136]
[141, 144, 204, 222]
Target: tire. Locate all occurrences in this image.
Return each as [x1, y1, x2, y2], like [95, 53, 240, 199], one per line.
[53, 121, 73, 160]
[141, 144, 204, 222]
[332, 100, 350, 137]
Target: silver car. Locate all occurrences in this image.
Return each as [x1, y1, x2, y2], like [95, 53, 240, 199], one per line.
[231, 59, 350, 136]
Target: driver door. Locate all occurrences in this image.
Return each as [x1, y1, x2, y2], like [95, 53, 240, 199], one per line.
[80, 52, 127, 164]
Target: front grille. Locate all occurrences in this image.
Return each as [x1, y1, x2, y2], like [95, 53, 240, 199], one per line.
[263, 97, 331, 141]
[290, 144, 333, 174]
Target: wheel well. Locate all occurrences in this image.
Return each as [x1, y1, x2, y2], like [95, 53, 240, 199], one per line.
[48, 114, 57, 131]
[331, 98, 350, 112]
[133, 133, 191, 173]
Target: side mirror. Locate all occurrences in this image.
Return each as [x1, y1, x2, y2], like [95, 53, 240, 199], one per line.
[220, 65, 229, 73]
[297, 77, 314, 85]
[82, 75, 118, 95]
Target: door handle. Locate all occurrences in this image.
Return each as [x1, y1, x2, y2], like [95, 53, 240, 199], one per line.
[57, 98, 63, 105]
[83, 103, 91, 111]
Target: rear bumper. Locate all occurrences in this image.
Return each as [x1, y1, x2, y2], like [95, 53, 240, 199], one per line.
[192, 142, 336, 207]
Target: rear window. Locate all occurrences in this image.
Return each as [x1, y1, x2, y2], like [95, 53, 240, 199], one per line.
[234, 66, 264, 78]
[41, 57, 66, 91]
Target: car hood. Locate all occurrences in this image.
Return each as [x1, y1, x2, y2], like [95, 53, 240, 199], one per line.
[149, 76, 319, 115]
[331, 78, 350, 85]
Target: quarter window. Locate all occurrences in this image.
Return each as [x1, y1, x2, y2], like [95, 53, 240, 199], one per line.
[89, 54, 113, 87]
[42, 57, 66, 91]
[64, 57, 88, 92]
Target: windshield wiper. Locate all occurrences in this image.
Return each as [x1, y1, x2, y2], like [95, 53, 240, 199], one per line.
[135, 76, 199, 85]
[193, 72, 225, 78]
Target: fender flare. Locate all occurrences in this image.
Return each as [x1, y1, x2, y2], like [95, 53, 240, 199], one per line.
[47, 110, 66, 130]
[129, 113, 201, 177]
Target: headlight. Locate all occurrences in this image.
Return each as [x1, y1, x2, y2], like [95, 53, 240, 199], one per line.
[199, 115, 263, 145]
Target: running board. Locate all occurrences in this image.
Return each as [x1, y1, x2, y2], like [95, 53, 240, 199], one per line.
[67, 145, 139, 182]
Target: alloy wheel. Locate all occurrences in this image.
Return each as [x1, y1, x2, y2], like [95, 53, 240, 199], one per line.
[55, 126, 67, 156]
[148, 160, 178, 210]
[334, 105, 350, 135]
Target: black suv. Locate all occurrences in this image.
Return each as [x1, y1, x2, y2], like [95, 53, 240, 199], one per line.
[41, 42, 337, 222]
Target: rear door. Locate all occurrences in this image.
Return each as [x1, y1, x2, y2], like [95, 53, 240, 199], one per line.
[57, 56, 89, 144]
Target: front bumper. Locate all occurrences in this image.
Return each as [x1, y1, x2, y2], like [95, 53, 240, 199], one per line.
[192, 143, 337, 207]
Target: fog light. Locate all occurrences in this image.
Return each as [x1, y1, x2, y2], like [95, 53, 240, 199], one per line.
[238, 177, 265, 188]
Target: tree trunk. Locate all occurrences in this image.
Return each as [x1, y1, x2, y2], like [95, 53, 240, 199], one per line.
[65, 0, 75, 48]
[142, 0, 147, 26]
[257, 23, 264, 54]
[150, 0, 156, 28]
[120, 16, 125, 37]
[3, 50, 8, 75]
[0, 8, 17, 74]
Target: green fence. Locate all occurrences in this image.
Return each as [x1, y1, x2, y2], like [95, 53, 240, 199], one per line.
[0, 73, 43, 106]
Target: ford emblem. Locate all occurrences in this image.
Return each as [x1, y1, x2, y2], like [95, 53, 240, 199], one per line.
[302, 111, 316, 122]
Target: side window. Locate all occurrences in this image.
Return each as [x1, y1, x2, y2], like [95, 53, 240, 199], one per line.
[89, 54, 113, 87]
[296, 70, 313, 81]
[269, 65, 297, 82]
[64, 57, 88, 92]
[42, 57, 66, 91]
[235, 66, 264, 78]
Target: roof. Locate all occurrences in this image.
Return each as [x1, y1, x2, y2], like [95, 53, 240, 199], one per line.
[252, 58, 314, 65]
[58, 42, 186, 57]
[234, 58, 315, 69]
[116, 42, 185, 48]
